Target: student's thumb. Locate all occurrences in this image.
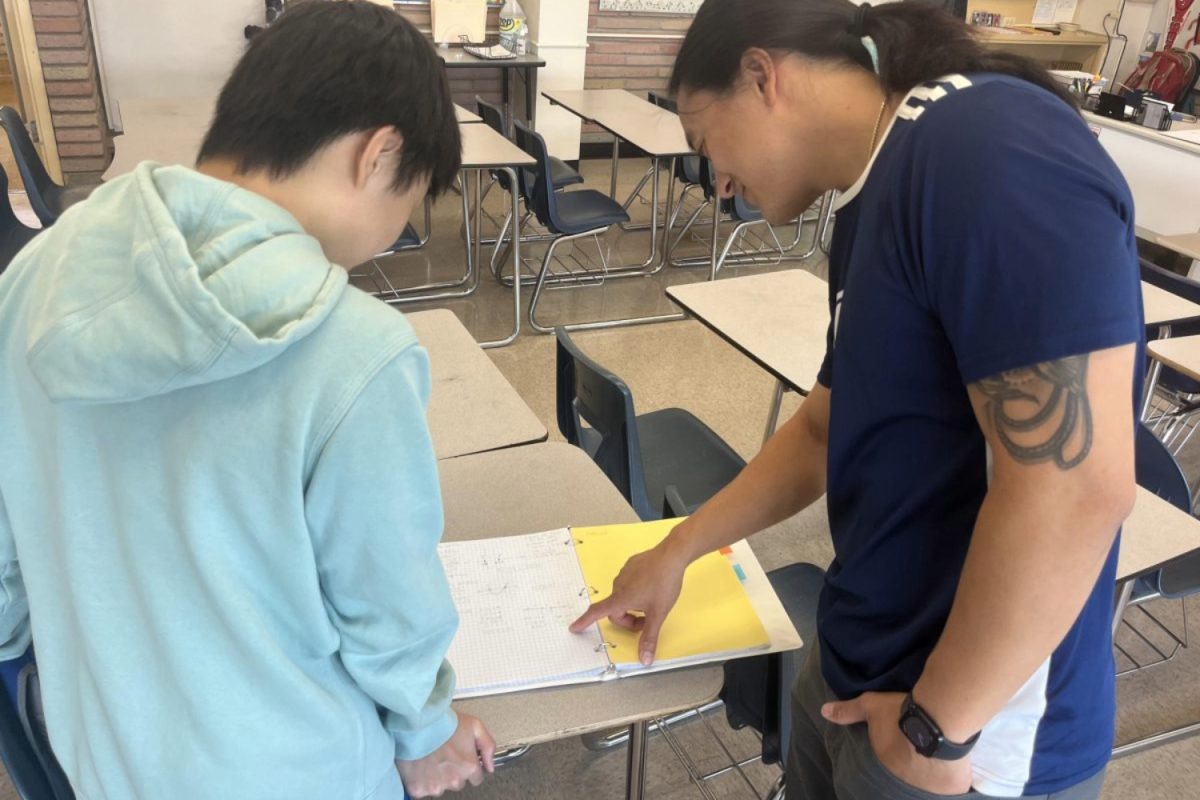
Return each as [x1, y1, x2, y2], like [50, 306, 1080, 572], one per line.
[822, 696, 868, 726]
[474, 722, 497, 773]
[637, 614, 665, 666]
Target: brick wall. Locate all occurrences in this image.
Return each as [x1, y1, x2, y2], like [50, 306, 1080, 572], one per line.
[584, 0, 690, 142]
[31, 0, 110, 186]
[395, 3, 504, 115]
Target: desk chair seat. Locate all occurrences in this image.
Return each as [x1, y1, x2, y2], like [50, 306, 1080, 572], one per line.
[0, 107, 91, 227]
[556, 327, 745, 521]
[551, 190, 629, 236]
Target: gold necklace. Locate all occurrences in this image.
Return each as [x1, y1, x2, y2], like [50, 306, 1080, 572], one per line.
[867, 97, 888, 158]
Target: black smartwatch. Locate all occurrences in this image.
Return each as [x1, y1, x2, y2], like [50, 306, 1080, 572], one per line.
[898, 693, 980, 761]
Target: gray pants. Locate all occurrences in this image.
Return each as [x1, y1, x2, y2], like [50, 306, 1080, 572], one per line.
[785, 643, 1106, 800]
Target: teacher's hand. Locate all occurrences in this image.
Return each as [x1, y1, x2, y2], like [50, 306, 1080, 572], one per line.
[568, 536, 689, 666]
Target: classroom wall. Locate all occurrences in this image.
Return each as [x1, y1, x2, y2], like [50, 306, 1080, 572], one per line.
[88, 0, 262, 125]
[583, 0, 688, 143]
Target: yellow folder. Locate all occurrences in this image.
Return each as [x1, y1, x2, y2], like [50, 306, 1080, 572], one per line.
[572, 519, 770, 666]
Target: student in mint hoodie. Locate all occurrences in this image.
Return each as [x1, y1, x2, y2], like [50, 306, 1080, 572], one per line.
[0, 3, 493, 798]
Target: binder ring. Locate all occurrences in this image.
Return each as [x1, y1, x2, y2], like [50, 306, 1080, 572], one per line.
[594, 641, 616, 653]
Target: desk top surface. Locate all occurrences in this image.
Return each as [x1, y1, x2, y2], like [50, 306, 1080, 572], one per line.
[454, 104, 482, 124]
[1143, 280, 1200, 326]
[407, 310, 546, 460]
[459, 121, 536, 169]
[1123, 485, 1200, 582]
[1147, 334, 1200, 382]
[667, 270, 830, 394]
[440, 443, 724, 747]
[1157, 232, 1200, 262]
[1086, 112, 1200, 159]
[543, 89, 693, 158]
[440, 49, 545, 68]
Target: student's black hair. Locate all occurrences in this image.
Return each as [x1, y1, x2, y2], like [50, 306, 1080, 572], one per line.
[199, 0, 461, 197]
[669, 0, 1076, 109]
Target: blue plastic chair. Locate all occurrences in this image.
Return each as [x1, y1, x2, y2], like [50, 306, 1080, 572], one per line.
[0, 107, 89, 228]
[475, 97, 581, 192]
[0, 165, 39, 275]
[512, 121, 630, 333]
[554, 327, 745, 521]
[0, 650, 73, 800]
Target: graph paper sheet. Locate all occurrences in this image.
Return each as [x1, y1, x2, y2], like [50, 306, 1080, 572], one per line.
[439, 529, 609, 698]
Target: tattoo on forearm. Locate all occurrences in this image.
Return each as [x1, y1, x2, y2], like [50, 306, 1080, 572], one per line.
[976, 355, 1093, 470]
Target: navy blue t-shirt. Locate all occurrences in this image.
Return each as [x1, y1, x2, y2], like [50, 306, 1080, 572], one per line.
[816, 74, 1144, 796]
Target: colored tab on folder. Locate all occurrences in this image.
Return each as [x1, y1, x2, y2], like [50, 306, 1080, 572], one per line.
[572, 519, 769, 666]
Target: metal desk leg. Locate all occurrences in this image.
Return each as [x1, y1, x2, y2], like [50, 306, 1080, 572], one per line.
[526, 65, 537, 127]
[502, 68, 512, 129]
[625, 720, 649, 800]
[610, 134, 621, 200]
[763, 380, 786, 446]
[482, 166, 523, 349]
[1141, 359, 1164, 423]
[1113, 579, 1134, 639]
[660, 158, 678, 267]
[473, 168, 483, 287]
[709, 194, 722, 281]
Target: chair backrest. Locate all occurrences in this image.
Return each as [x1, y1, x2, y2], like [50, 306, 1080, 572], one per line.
[1134, 423, 1200, 598]
[0, 107, 61, 226]
[554, 327, 655, 520]
[475, 95, 508, 137]
[0, 165, 39, 275]
[0, 651, 74, 800]
[512, 120, 562, 232]
[475, 96, 516, 194]
[1136, 423, 1191, 511]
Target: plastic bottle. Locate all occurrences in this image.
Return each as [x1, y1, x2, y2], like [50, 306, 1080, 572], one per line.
[500, 0, 528, 55]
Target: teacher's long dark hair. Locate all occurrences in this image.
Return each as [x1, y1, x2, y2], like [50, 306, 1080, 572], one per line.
[670, 0, 1076, 108]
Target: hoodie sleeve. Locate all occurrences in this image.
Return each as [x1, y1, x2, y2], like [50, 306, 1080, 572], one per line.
[0, 491, 31, 660]
[303, 343, 458, 761]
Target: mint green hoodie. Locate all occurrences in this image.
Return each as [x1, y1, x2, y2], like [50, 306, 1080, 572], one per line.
[0, 163, 458, 799]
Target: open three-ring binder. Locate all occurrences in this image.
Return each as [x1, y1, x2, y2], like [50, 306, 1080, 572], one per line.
[440, 519, 800, 699]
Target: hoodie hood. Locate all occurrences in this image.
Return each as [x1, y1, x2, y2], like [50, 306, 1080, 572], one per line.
[23, 163, 347, 403]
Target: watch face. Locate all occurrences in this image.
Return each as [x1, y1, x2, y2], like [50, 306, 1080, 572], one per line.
[901, 714, 939, 757]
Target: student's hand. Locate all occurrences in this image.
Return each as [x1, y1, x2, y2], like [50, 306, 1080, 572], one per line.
[822, 692, 973, 795]
[396, 712, 496, 797]
[568, 536, 690, 665]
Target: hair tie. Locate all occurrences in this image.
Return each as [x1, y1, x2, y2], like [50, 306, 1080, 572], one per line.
[852, 3, 872, 37]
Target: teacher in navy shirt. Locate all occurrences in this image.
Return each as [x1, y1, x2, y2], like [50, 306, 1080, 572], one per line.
[572, 1, 1143, 798]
